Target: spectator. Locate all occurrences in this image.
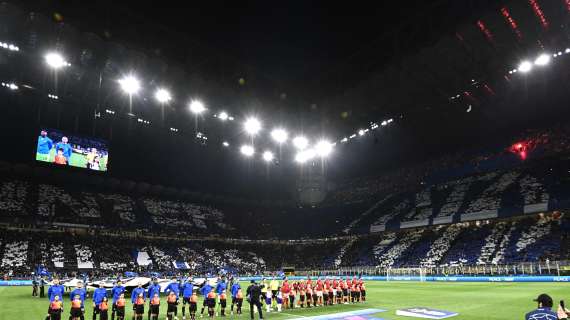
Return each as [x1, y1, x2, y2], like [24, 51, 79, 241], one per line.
[525, 294, 557, 320]
[558, 300, 570, 319]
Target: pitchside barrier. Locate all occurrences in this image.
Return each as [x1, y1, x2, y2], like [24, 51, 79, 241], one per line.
[238, 275, 570, 282]
[0, 280, 32, 286]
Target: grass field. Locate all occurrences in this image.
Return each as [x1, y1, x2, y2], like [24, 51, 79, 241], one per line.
[0, 281, 567, 320]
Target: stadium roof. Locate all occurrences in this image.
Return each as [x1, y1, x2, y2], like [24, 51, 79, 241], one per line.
[2, 0, 570, 198]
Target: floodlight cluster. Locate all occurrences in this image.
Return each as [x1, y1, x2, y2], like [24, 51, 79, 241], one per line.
[45, 52, 70, 69]
[508, 51, 566, 74]
[1, 82, 18, 90]
[0, 41, 19, 52]
[25, 46, 402, 166]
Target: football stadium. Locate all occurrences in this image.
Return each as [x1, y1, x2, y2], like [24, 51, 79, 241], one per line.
[1, 1, 570, 320]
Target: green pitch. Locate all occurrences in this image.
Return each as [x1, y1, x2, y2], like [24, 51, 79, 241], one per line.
[36, 149, 108, 171]
[0, 281, 567, 319]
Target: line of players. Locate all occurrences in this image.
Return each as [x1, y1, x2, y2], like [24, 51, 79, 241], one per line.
[43, 276, 365, 320]
[44, 277, 244, 320]
[257, 276, 366, 312]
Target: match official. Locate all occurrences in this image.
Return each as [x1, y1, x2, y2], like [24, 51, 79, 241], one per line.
[246, 280, 263, 320]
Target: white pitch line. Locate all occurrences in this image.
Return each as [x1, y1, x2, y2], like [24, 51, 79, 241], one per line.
[280, 312, 309, 318]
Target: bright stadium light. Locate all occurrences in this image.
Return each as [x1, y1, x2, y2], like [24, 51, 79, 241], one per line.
[518, 60, 532, 73]
[240, 145, 254, 156]
[154, 88, 172, 103]
[292, 136, 309, 150]
[262, 151, 274, 162]
[534, 53, 550, 66]
[222, 141, 230, 147]
[315, 140, 333, 157]
[118, 75, 141, 95]
[189, 100, 206, 114]
[218, 111, 229, 121]
[244, 117, 261, 135]
[295, 149, 316, 164]
[44, 52, 69, 69]
[358, 129, 366, 136]
[271, 128, 288, 144]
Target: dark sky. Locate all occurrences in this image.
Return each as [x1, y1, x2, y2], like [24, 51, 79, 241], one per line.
[13, 0, 567, 193]
[18, 0, 493, 100]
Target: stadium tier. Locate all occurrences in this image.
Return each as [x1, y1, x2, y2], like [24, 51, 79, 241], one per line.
[0, 213, 567, 277]
[1, 124, 569, 278]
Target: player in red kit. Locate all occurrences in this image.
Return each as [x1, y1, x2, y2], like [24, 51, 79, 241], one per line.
[325, 279, 333, 306]
[281, 279, 290, 309]
[315, 278, 324, 306]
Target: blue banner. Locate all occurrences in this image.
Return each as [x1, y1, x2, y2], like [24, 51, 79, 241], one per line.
[396, 307, 458, 319]
[0, 280, 32, 286]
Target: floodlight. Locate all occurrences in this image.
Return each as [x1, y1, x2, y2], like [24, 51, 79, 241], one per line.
[518, 61, 532, 73]
[358, 129, 366, 136]
[295, 149, 316, 164]
[218, 111, 229, 121]
[118, 75, 141, 95]
[189, 100, 206, 114]
[155, 88, 171, 103]
[534, 53, 550, 66]
[244, 117, 261, 135]
[222, 141, 230, 147]
[292, 136, 309, 150]
[240, 145, 254, 156]
[45, 52, 68, 69]
[262, 151, 274, 162]
[315, 140, 333, 157]
[271, 129, 288, 143]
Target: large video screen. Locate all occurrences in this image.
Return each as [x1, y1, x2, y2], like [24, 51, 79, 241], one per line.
[36, 128, 109, 172]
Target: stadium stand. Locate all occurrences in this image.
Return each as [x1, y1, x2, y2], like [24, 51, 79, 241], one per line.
[0, 212, 565, 277]
[0, 124, 569, 277]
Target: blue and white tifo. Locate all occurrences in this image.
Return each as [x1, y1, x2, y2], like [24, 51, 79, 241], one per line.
[396, 307, 459, 319]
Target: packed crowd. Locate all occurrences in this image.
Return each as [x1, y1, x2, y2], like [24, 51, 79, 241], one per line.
[326, 124, 570, 205]
[0, 212, 566, 279]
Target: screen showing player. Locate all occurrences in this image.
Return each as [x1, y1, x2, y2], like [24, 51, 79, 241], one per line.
[35, 128, 109, 172]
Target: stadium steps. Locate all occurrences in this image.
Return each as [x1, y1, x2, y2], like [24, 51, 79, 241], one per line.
[62, 242, 78, 270]
[394, 228, 440, 267]
[0, 240, 4, 267]
[561, 228, 570, 260]
[342, 195, 391, 234]
[134, 199, 155, 227]
[490, 222, 516, 264]
[435, 226, 467, 265]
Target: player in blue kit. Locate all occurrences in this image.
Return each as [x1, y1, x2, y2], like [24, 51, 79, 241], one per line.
[200, 280, 213, 317]
[181, 278, 194, 320]
[146, 278, 161, 320]
[92, 286, 108, 320]
[230, 280, 240, 316]
[111, 280, 125, 320]
[37, 130, 54, 162]
[45, 279, 65, 320]
[69, 282, 87, 320]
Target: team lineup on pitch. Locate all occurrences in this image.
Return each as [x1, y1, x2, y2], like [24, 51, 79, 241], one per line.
[2, 280, 569, 319]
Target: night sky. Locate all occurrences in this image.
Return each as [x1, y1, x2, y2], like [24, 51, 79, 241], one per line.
[6, 0, 570, 197]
